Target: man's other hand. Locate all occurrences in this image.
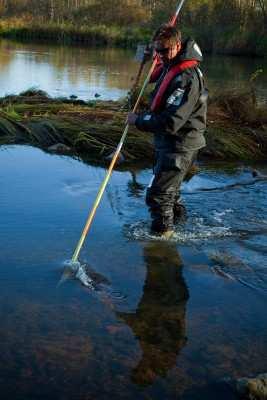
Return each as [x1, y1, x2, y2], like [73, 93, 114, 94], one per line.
[127, 113, 138, 125]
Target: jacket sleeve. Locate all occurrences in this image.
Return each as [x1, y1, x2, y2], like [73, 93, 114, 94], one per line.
[135, 72, 199, 136]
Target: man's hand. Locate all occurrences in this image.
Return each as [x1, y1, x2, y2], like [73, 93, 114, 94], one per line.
[127, 112, 138, 126]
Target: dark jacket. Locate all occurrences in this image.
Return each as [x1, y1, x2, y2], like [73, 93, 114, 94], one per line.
[135, 38, 208, 154]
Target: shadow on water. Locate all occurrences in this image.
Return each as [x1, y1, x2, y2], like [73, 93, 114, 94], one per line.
[118, 242, 189, 386]
[54, 234, 191, 392]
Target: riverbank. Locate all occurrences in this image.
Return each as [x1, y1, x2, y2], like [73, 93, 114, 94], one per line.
[0, 89, 266, 167]
[0, 18, 265, 57]
[0, 19, 150, 48]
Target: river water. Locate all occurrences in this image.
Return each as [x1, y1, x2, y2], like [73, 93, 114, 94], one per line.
[0, 145, 266, 399]
[0, 39, 267, 399]
[0, 38, 267, 101]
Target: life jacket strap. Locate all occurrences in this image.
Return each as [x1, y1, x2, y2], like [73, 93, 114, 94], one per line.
[151, 60, 198, 112]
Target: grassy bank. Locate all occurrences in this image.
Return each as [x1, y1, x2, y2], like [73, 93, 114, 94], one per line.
[0, 18, 151, 48]
[0, 17, 266, 56]
[0, 89, 266, 168]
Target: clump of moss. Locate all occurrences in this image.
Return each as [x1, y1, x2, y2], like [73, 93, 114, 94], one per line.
[19, 88, 50, 98]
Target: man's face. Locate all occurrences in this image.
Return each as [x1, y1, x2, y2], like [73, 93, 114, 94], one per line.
[154, 39, 181, 63]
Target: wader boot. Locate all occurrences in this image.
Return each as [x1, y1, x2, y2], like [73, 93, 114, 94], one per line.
[146, 150, 196, 236]
[173, 197, 187, 224]
[159, 230, 174, 239]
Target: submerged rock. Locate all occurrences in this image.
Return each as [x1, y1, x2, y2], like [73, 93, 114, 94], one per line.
[229, 373, 267, 400]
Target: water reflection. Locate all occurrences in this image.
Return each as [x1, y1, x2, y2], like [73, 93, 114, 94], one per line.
[0, 38, 266, 101]
[118, 242, 189, 386]
[127, 170, 146, 198]
[0, 145, 267, 398]
[0, 39, 137, 99]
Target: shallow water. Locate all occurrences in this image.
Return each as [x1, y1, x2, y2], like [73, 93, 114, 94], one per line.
[0, 38, 266, 101]
[0, 145, 266, 399]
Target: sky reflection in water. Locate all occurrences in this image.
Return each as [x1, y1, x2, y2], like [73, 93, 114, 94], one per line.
[0, 39, 266, 101]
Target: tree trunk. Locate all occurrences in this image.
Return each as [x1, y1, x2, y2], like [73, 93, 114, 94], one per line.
[50, 0, 55, 21]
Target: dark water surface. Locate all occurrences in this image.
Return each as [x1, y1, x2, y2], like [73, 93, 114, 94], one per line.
[0, 38, 266, 101]
[0, 145, 266, 399]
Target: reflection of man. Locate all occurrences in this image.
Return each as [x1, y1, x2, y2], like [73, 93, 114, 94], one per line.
[127, 25, 207, 239]
[127, 170, 145, 198]
[118, 242, 189, 386]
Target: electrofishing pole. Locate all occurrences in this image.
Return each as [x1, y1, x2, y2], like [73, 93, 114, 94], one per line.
[71, 0, 187, 264]
[132, 0, 186, 91]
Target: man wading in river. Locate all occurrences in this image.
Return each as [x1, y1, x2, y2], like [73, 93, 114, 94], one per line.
[127, 24, 208, 239]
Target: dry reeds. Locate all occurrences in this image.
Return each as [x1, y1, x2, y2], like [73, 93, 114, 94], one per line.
[0, 89, 266, 164]
[209, 88, 267, 128]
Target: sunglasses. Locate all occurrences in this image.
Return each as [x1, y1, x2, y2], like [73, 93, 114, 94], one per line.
[155, 47, 170, 55]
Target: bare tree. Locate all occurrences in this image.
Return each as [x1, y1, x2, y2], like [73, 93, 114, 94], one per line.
[257, 0, 267, 29]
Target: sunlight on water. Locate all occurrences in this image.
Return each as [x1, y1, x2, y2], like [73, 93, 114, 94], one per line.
[0, 39, 266, 101]
[125, 217, 233, 243]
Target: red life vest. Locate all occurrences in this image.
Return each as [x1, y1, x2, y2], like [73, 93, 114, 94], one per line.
[150, 60, 198, 112]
